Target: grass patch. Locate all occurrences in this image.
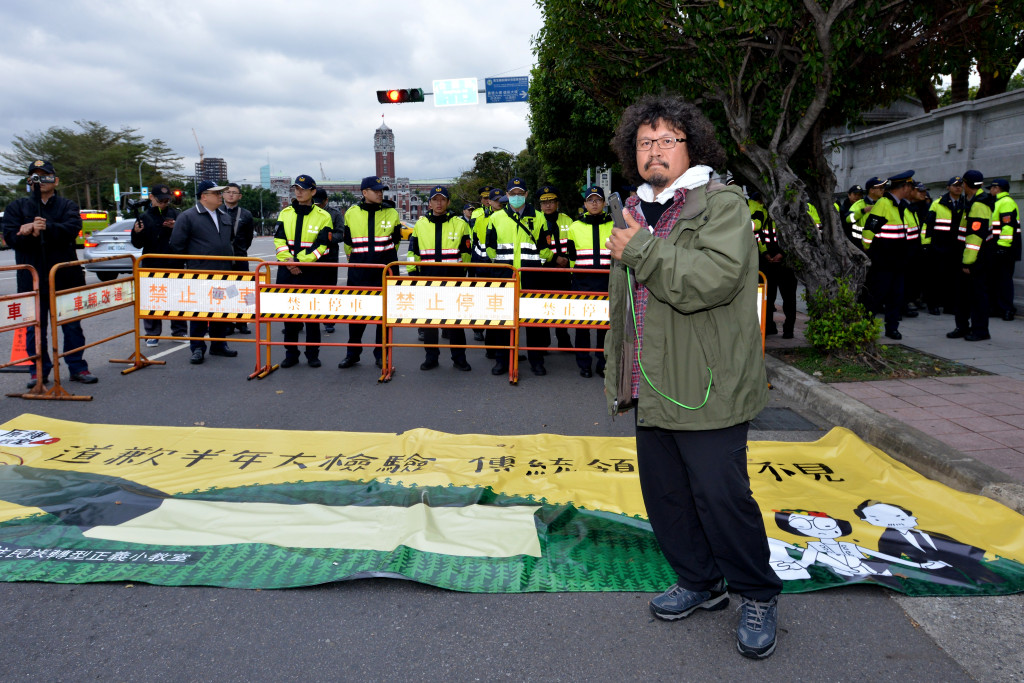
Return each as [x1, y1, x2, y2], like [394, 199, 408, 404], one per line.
[769, 345, 988, 383]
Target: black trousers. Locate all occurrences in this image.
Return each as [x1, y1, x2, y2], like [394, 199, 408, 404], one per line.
[485, 327, 544, 368]
[188, 321, 230, 353]
[424, 327, 466, 363]
[762, 259, 797, 332]
[283, 322, 321, 359]
[635, 421, 781, 601]
[991, 250, 1018, 316]
[867, 266, 904, 333]
[954, 263, 990, 336]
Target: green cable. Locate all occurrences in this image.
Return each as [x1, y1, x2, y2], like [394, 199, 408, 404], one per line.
[626, 266, 712, 410]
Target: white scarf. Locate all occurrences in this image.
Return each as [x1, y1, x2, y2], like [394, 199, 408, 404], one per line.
[637, 165, 714, 204]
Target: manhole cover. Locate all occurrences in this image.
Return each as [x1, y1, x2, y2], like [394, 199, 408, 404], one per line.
[750, 407, 820, 431]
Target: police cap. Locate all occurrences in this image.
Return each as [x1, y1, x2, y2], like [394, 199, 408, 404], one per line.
[962, 170, 984, 189]
[537, 185, 559, 201]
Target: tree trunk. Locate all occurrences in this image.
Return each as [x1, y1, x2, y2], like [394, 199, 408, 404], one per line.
[742, 144, 869, 299]
[951, 65, 971, 103]
[915, 78, 939, 112]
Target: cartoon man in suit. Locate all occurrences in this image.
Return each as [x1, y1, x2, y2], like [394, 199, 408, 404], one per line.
[854, 500, 1002, 587]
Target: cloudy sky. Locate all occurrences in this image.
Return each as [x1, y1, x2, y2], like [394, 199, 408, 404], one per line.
[0, 1, 543, 185]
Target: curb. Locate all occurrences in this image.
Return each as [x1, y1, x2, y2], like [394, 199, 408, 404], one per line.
[764, 355, 1024, 515]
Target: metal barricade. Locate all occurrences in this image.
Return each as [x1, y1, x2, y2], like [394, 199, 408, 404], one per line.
[380, 261, 518, 382]
[517, 265, 610, 379]
[1, 265, 46, 398]
[37, 255, 138, 400]
[124, 254, 267, 376]
[250, 261, 385, 380]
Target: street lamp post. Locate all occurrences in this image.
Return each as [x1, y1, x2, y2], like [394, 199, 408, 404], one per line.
[138, 161, 144, 193]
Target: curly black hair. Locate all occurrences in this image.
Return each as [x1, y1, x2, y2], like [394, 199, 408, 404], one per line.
[610, 94, 727, 185]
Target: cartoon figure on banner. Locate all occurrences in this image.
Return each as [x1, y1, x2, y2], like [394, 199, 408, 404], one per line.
[854, 500, 1002, 587]
[0, 429, 59, 447]
[771, 509, 949, 582]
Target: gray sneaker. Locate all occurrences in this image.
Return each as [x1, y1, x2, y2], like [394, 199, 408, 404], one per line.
[736, 595, 778, 659]
[649, 579, 728, 620]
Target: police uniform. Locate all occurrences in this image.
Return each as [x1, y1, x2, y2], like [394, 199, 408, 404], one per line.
[923, 177, 966, 314]
[485, 177, 554, 375]
[338, 176, 402, 367]
[566, 185, 613, 376]
[947, 170, 996, 341]
[988, 179, 1020, 320]
[274, 176, 333, 365]
[862, 171, 916, 338]
[536, 184, 574, 350]
[407, 186, 472, 370]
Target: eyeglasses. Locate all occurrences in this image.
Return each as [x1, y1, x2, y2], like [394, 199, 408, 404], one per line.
[636, 137, 687, 151]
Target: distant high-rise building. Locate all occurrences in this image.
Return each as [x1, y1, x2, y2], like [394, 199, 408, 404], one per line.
[195, 157, 228, 183]
[260, 164, 271, 189]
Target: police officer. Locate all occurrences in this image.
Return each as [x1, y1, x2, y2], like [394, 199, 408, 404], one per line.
[566, 185, 613, 377]
[846, 177, 885, 250]
[862, 170, 916, 339]
[314, 188, 343, 334]
[485, 177, 554, 376]
[987, 179, 1019, 321]
[1, 160, 97, 387]
[131, 183, 187, 345]
[750, 190, 797, 338]
[536, 184, 574, 350]
[274, 175, 332, 367]
[408, 185, 473, 371]
[901, 182, 927, 317]
[839, 185, 864, 227]
[923, 177, 966, 315]
[947, 170, 995, 341]
[338, 176, 402, 369]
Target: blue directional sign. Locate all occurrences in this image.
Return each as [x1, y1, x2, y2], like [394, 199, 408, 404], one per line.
[433, 78, 479, 107]
[485, 76, 529, 103]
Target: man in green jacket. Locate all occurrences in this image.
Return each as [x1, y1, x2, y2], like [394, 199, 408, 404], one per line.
[606, 94, 780, 660]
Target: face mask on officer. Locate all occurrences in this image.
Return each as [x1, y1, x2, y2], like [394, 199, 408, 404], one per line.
[508, 192, 526, 209]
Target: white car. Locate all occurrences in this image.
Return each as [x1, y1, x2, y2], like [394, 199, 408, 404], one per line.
[82, 219, 141, 281]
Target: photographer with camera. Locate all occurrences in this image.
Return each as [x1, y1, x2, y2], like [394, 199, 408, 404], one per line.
[131, 184, 187, 345]
[1, 160, 98, 388]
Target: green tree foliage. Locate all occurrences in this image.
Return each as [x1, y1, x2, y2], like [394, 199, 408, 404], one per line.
[1, 121, 183, 214]
[532, 0, 1006, 301]
[528, 65, 620, 205]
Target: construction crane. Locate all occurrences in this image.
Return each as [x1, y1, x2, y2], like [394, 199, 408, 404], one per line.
[320, 162, 327, 180]
[192, 128, 204, 166]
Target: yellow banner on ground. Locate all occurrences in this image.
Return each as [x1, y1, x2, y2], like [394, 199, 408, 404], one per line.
[0, 415, 1020, 594]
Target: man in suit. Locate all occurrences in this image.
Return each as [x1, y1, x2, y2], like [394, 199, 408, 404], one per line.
[169, 180, 239, 364]
[854, 500, 1001, 587]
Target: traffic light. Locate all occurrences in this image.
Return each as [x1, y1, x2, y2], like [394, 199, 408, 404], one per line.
[172, 188, 183, 205]
[376, 88, 425, 104]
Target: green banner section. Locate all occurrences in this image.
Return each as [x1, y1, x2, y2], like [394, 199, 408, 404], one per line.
[0, 415, 1022, 596]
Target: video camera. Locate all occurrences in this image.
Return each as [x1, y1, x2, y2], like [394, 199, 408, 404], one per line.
[125, 197, 150, 220]
[28, 174, 57, 184]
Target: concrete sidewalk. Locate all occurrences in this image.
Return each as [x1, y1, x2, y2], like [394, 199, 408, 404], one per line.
[764, 296, 1024, 513]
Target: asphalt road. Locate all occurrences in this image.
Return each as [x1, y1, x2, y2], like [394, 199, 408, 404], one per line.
[0, 238, 1019, 682]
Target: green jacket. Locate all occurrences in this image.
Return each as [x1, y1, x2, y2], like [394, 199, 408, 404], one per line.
[603, 183, 768, 430]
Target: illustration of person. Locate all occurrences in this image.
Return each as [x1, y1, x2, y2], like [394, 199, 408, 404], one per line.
[854, 500, 1003, 587]
[772, 509, 949, 583]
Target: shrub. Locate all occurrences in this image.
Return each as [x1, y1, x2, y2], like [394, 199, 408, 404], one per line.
[803, 278, 880, 353]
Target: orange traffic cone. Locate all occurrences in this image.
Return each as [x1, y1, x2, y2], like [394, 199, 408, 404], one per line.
[8, 327, 33, 369]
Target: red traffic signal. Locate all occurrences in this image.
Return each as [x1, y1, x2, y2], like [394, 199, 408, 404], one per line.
[171, 188, 184, 204]
[376, 88, 425, 104]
